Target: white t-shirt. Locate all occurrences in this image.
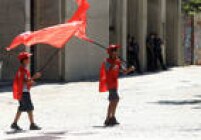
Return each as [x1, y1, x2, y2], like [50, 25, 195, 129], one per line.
[18, 71, 29, 92]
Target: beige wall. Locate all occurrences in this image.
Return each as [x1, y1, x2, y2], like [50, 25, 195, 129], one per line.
[64, 0, 109, 81]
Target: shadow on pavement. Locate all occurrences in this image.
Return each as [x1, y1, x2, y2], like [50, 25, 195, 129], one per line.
[120, 68, 172, 79]
[155, 99, 201, 106]
[181, 128, 201, 132]
[195, 95, 201, 98]
[0, 86, 12, 93]
[6, 136, 60, 140]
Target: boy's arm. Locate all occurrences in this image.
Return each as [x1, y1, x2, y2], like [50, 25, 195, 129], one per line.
[23, 74, 34, 86]
[24, 72, 41, 86]
[121, 65, 135, 75]
[32, 72, 42, 80]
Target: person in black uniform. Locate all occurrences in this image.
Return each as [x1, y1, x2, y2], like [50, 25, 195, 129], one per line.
[129, 37, 142, 74]
[146, 33, 155, 72]
[154, 34, 167, 70]
[127, 34, 132, 66]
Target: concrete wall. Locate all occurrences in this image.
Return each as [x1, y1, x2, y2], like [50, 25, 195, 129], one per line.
[147, 0, 166, 64]
[147, 0, 161, 34]
[127, 0, 139, 38]
[166, 0, 183, 66]
[126, 0, 182, 69]
[0, 0, 26, 81]
[127, 0, 147, 70]
[64, 0, 109, 81]
[110, 0, 127, 60]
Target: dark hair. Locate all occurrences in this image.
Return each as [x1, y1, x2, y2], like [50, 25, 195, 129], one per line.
[20, 58, 28, 64]
[127, 34, 131, 39]
[111, 48, 118, 52]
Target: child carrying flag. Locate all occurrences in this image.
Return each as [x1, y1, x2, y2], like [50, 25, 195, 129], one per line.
[11, 52, 42, 131]
[99, 44, 135, 126]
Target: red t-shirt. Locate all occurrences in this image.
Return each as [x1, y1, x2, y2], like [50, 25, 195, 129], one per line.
[105, 58, 121, 90]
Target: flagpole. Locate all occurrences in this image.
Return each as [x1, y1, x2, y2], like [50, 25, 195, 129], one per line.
[38, 49, 60, 72]
[37, 40, 129, 73]
[89, 40, 128, 65]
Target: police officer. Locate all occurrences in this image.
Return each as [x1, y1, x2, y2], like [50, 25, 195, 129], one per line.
[129, 37, 142, 74]
[146, 33, 155, 71]
[154, 34, 167, 70]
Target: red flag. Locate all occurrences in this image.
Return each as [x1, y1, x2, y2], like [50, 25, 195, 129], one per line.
[99, 62, 108, 92]
[74, 21, 93, 42]
[68, 0, 89, 22]
[76, 0, 82, 5]
[7, 21, 82, 50]
[68, 0, 93, 42]
[6, 0, 92, 51]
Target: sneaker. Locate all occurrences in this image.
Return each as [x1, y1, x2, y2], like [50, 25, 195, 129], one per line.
[30, 123, 41, 130]
[11, 123, 22, 131]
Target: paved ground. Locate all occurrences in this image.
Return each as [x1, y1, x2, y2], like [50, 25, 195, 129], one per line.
[0, 66, 201, 140]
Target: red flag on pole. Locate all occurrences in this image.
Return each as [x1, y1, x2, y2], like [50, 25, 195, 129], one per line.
[6, 0, 92, 51]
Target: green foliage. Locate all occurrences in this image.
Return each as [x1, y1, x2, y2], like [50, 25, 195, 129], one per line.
[182, 0, 201, 15]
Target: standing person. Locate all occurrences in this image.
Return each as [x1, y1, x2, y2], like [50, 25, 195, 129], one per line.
[127, 34, 132, 66]
[154, 34, 167, 70]
[130, 37, 142, 74]
[146, 33, 155, 71]
[99, 45, 135, 126]
[11, 52, 42, 131]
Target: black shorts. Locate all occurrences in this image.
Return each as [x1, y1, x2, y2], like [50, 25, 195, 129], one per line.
[18, 92, 34, 112]
[109, 89, 119, 101]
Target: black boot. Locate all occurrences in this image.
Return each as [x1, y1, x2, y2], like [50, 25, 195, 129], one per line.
[11, 123, 22, 131]
[104, 118, 110, 126]
[30, 123, 41, 130]
[110, 117, 120, 126]
[163, 66, 167, 70]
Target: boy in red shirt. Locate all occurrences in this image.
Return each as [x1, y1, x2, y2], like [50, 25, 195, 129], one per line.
[11, 52, 42, 131]
[99, 45, 135, 126]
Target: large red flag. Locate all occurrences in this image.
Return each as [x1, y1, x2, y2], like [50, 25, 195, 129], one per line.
[6, 0, 92, 51]
[7, 21, 82, 50]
